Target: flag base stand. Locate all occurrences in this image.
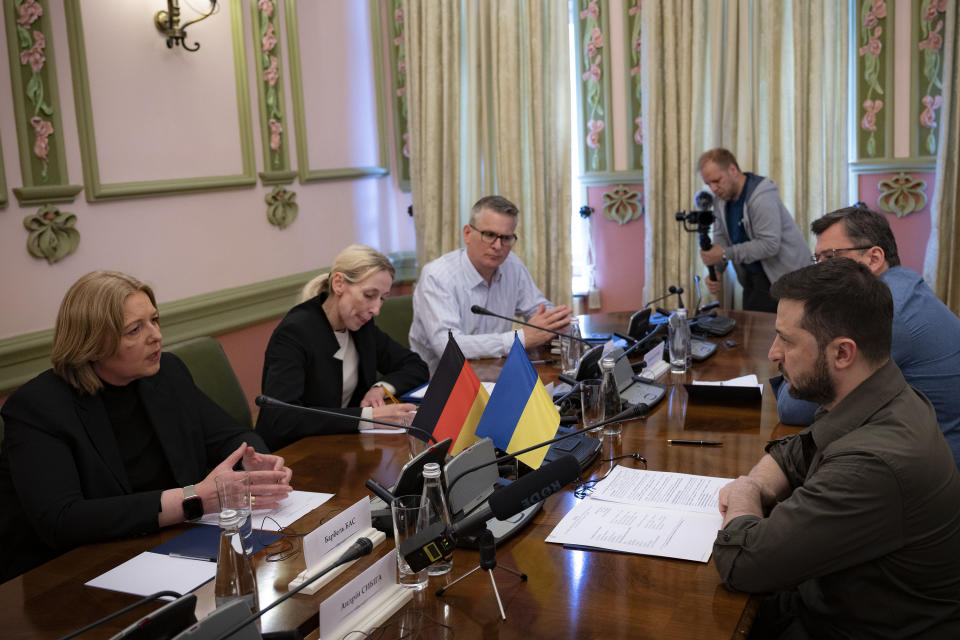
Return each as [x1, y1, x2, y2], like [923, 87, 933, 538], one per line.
[435, 527, 526, 620]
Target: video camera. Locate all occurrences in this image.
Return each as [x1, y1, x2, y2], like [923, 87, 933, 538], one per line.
[675, 189, 719, 281]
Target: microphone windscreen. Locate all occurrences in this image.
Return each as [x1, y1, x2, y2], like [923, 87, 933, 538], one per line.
[488, 454, 580, 520]
[255, 395, 272, 407]
[470, 305, 489, 315]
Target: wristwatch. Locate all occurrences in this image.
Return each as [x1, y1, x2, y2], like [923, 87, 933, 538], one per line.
[182, 485, 204, 522]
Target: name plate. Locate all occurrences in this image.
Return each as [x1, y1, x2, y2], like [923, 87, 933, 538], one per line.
[639, 342, 670, 379]
[318, 550, 397, 639]
[303, 499, 372, 568]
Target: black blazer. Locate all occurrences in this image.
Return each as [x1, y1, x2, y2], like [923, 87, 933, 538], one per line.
[0, 353, 268, 582]
[255, 293, 429, 450]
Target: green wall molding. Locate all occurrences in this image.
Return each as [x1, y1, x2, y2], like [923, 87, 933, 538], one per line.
[0, 267, 327, 395]
[5, 0, 82, 206]
[575, 0, 614, 175]
[0, 130, 8, 208]
[285, 0, 389, 185]
[850, 159, 937, 172]
[23, 203, 80, 263]
[64, 0, 256, 202]
[250, 0, 293, 185]
[265, 185, 298, 229]
[579, 170, 643, 186]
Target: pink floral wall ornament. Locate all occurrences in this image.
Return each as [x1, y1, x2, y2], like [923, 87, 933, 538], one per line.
[876, 172, 927, 218]
[861, 99, 883, 132]
[602, 185, 643, 225]
[918, 0, 947, 155]
[392, 0, 410, 171]
[257, 2, 284, 168]
[858, 0, 886, 157]
[627, 0, 642, 171]
[579, 0, 606, 171]
[268, 119, 283, 152]
[586, 120, 604, 149]
[14, 0, 55, 182]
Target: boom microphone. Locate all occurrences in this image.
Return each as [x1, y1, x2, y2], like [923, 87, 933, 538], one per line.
[255, 395, 437, 444]
[469, 305, 592, 346]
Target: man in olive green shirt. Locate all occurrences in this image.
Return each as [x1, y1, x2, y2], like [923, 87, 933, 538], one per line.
[713, 259, 960, 638]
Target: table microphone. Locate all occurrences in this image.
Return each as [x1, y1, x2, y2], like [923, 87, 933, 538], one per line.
[399, 455, 581, 572]
[210, 537, 375, 640]
[614, 324, 666, 362]
[642, 285, 682, 310]
[254, 395, 438, 444]
[469, 305, 593, 346]
[444, 402, 650, 497]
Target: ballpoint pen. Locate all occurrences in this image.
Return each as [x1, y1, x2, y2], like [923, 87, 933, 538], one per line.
[667, 439, 723, 446]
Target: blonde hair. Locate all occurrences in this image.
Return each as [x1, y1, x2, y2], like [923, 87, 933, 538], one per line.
[51, 270, 157, 395]
[697, 148, 741, 173]
[299, 244, 396, 302]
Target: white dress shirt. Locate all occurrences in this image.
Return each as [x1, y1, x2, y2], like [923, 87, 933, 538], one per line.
[408, 248, 551, 373]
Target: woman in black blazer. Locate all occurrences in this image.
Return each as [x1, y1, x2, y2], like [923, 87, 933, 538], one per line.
[255, 245, 429, 451]
[0, 271, 293, 582]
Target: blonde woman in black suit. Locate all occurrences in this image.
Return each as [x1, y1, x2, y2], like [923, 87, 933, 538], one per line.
[255, 245, 429, 451]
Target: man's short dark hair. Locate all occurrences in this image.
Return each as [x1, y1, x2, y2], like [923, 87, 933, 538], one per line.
[697, 148, 741, 173]
[770, 258, 893, 365]
[811, 206, 901, 267]
[470, 195, 519, 226]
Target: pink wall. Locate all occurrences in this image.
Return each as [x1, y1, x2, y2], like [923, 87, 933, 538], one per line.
[857, 173, 934, 274]
[0, 2, 414, 342]
[587, 185, 645, 313]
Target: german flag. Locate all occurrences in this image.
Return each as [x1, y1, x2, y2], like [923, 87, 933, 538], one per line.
[411, 332, 489, 455]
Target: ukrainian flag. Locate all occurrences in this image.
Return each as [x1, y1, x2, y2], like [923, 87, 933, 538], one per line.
[475, 334, 560, 469]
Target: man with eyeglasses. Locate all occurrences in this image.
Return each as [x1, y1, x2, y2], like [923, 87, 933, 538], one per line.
[409, 195, 572, 372]
[772, 205, 960, 466]
[696, 148, 812, 312]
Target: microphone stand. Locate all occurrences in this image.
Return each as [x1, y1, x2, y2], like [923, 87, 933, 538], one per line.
[435, 526, 524, 620]
[255, 395, 438, 444]
[469, 305, 593, 346]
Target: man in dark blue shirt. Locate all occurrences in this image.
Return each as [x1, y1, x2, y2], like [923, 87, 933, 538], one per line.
[697, 148, 811, 312]
[773, 206, 960, 466]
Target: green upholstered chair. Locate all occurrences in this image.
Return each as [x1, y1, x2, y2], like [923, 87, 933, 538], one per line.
[378, 294, 414, 348]
[165, 337, 252, 429]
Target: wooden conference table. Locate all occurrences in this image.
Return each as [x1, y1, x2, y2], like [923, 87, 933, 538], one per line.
[0, 310, 801, 640]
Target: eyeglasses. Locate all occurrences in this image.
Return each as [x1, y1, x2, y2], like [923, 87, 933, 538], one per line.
[811, 246, 873, 264]
[469, 224, 517, 247]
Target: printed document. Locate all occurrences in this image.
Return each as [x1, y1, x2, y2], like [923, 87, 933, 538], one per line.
[546, 467, 731, 562]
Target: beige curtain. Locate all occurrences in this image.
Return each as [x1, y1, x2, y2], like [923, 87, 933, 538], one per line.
[642, 0, 848, 307]
[929, 1, 960, 313]
[404, 0, 462, 269]
[405, 0, 571, 306]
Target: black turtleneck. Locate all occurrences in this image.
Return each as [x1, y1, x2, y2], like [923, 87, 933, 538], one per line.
[100, 380, 177, 492]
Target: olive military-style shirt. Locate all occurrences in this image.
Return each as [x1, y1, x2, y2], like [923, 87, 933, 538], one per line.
[714, 359, 960, 638]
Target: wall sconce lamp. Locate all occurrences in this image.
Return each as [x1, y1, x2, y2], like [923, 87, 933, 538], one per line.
[154, 0, 219, 52]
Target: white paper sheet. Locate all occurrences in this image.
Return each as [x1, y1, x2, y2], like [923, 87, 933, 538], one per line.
[85, 551, 217, 597]
[692, 373, 763, 393]
[545, 500, 721, 562]
[199, 490, 333, 529]
[588, 467, 730, 515]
